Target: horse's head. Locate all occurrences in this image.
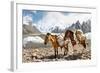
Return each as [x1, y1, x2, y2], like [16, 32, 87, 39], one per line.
[64, 30, 74, 40]
[44, 33, 51, 45]
[64, 30, 77, 47]
[75, 29, 83, 36]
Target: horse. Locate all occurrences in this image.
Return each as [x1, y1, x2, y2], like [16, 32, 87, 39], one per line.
[64, 30, 76, 47]
[44, 33, 69, 58]
[75, 29, 87, 49]
[57, 33, 71, 55]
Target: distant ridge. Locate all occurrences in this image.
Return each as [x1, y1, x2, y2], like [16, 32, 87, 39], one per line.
[23, 24, 41, 34]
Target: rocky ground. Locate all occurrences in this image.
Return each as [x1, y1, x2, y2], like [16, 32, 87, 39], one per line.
[22, 40, 91, 63]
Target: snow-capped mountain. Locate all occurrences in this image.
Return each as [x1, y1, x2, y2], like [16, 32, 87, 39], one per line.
[23, 19, 91, 34]
[68, 20, 82, 30]
[81, 20, 91, 33]
[67, 20, 91, 33]
[36, 12, 71, 32]
[36, 12, 91, 33]
[23, 12, 91, 33]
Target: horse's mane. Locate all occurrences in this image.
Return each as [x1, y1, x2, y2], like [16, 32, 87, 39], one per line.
[64, 30, 74, 40]
[50, 34, 60, 46]
[64, 30, 76, 46]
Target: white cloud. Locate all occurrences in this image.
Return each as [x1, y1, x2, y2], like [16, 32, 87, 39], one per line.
[37, 12, 67, 32]
[23, 15, 33, 25]
[37, 12, 91, 32]
[66, 13, 91, 24]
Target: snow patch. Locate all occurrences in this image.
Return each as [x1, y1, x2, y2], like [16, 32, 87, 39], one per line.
[85, 33, 91, 39]
[23, 36, 44, 46]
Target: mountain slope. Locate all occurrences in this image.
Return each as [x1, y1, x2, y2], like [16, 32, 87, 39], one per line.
[23, 24, 41, 34]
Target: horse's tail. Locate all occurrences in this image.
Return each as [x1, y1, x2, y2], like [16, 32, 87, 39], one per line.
[81, 40, 86, 49]
[82, 43, 86, 49]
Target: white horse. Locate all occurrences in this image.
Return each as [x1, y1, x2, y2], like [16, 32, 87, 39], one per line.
[57, 33, 73, 55]
[75, 29, 87, 49]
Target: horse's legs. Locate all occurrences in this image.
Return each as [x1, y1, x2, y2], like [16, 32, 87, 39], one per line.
[54, 48, 57, 58]
[84, 40, 86, 49]
[64, 45, 68, 56]
[54, 48, 58, 58]
[57, 48, 58, 57]
[64, 48, 66, 55]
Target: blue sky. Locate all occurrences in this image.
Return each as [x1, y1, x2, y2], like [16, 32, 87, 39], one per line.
[22, 10, 47, 23]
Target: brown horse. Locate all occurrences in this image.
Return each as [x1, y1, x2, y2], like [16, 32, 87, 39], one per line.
[44, 33, 69, 58]
[64, 30, 76, 47]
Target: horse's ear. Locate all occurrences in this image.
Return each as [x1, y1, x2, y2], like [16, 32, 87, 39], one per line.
[47, 33, 51, 35]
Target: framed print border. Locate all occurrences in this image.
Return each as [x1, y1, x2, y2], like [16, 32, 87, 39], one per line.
[11, 1, 97, 72]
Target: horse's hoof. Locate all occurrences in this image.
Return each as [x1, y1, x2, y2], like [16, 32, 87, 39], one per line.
[55, 56, 57, 58]
[64, 54, 66, 56]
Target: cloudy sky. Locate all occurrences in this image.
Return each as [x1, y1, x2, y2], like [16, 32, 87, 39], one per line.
[22, 10, 91, 32]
